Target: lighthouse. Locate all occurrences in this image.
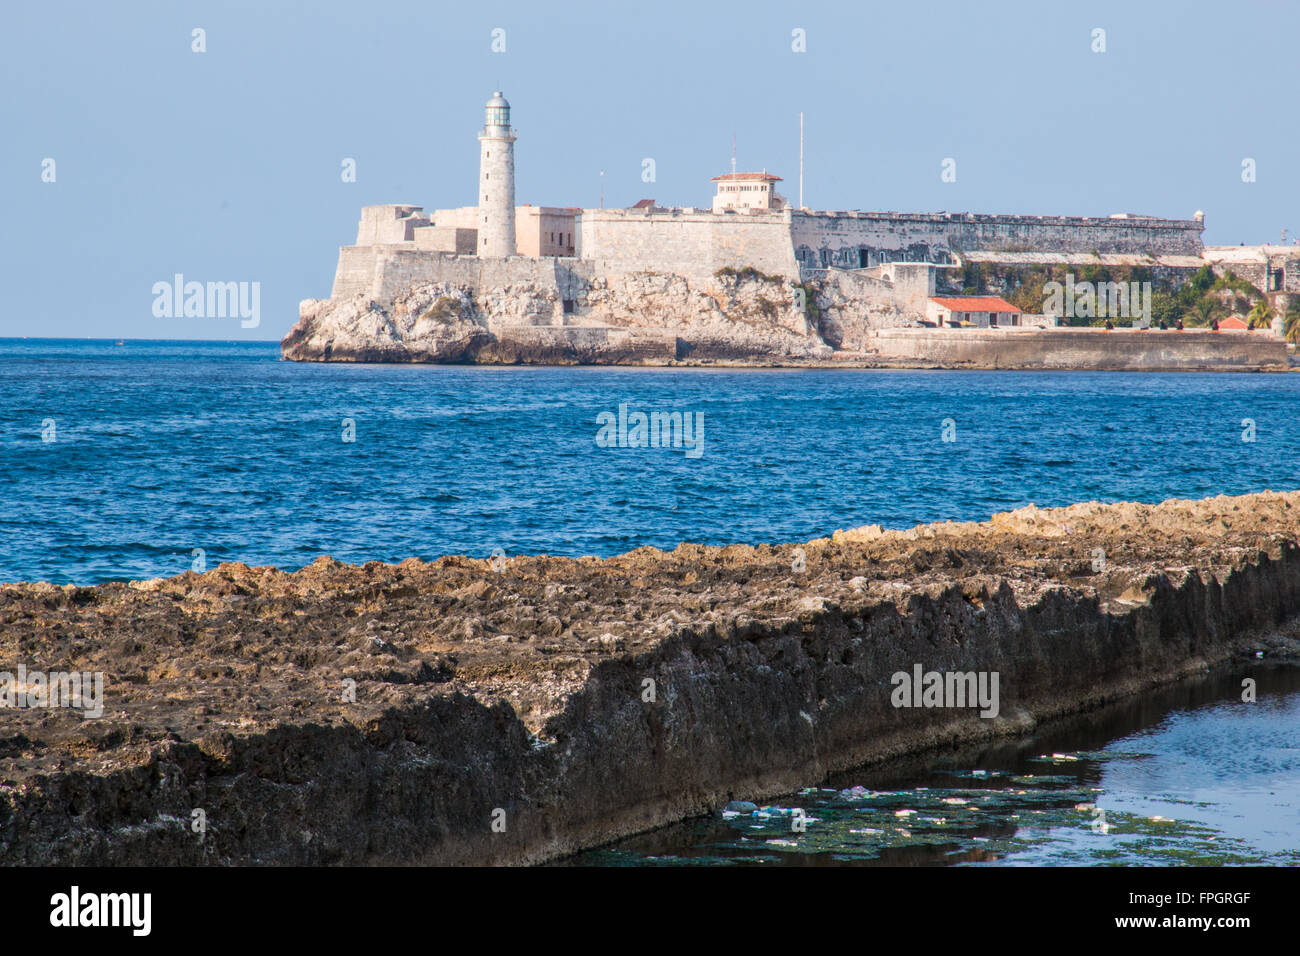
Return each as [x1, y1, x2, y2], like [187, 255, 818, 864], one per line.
[477, 91, 517, 257]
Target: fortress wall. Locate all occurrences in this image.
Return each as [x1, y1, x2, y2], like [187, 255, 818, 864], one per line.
[330, 245, 382, 299]
[1203, 247, 1300, 295]
[329, 246, 593, 311]
[874, 262, 939, 315]
[872, 327, 1287, 370]
[793, 212, 1205, 273]
[354, 204, 428, 245]
[577, 209, 800, 281]
[708, 212, 801, 279]
[1210, 260, 1270, 292]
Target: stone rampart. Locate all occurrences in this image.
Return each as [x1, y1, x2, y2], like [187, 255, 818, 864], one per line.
[793, 211, 1205, 274]
[330, 246, 591, 312]
[576, 208, 800, 281]
[871, 327, 1287, 370]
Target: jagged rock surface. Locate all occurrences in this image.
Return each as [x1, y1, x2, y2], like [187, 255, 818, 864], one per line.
[281, 271, 837, 364]
[2, 492, 1299, 864]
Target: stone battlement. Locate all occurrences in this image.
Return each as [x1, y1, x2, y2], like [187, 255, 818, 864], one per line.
[796, 209, 1201, 228]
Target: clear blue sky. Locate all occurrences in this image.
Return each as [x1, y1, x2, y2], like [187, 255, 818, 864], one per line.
[3, 0, 1296, 340]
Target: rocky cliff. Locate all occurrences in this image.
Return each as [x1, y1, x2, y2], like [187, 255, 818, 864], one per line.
[281, 269, 840, 365]
[2, 492, 1299, 865]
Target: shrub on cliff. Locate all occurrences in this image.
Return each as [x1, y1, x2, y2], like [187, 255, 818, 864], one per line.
[422, 296, 464, 324]
[793, 282, 822, 322]
[715, 266, 783, 284]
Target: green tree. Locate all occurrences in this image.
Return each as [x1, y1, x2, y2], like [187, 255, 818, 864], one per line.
[1285, 304, 1300, 345]
[1150, 289, 1180, 327]
[1247, 299, 1275, 330]
[1184, 297, 1220, 328]
[1189, 264, 1216, 294]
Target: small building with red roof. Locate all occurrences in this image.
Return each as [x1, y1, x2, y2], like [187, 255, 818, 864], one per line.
[927, 295, 1025, 328]
[1218, 315, 1249, 330]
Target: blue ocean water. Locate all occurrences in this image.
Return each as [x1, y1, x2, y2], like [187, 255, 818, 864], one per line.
[2, 338, 1298, 585]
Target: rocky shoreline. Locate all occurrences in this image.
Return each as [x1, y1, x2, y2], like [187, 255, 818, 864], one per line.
[3, 492, 1300, 865]
[279, 267, 1292, 371]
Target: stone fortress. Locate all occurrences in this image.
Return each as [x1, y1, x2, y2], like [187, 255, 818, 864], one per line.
[283, 91, 1296, 368]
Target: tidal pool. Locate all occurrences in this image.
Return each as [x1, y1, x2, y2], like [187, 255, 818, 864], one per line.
[564, 665, 1300, 866]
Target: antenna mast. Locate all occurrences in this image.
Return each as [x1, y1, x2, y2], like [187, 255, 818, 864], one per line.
[731, 133, 736, 176]
[799, 112, 804, 209]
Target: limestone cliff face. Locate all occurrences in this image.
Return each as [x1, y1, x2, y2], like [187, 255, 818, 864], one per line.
[580, 270, 831, 363]
[281, 270, 838, 365]
[282, 286, 492, 363]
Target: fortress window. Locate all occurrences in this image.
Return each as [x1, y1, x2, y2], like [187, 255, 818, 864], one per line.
[562, 299, 575, 314]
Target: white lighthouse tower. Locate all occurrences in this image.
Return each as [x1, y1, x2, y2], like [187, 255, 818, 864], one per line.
[477, 91, 517, 257]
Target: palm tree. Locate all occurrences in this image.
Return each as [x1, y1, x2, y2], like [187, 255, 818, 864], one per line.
[1285, 306, 1300, 345]
[1184, 297, 1220, 328]
[1247, 299, 1275, 330]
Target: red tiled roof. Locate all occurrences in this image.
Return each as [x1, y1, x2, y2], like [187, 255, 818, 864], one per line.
[711, 172, 782, 182]
[1218, 315, 1248, 329]
[929, 296, 1022, 313]
[630, 199, 656, 208]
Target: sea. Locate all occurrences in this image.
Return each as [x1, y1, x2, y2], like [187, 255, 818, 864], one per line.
[2, 337, 1297, 865]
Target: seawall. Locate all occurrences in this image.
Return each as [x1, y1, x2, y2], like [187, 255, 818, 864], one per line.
[4, 493, 1300, 864]
[871, 327, 1289, 370]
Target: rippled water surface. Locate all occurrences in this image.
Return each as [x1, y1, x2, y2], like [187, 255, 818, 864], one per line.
[3, 339, 1299, 585]
[565, 667, 1300, 866]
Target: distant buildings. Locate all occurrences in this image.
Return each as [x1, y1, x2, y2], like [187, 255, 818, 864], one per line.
[347, 91, 1206, 278]
[516, 205, 579, 257]
[928, 296, 1025, 328]
[1202, 244, 1300, 315]
[710, 172, 786, 213]
[329, 91, 1292, 340]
